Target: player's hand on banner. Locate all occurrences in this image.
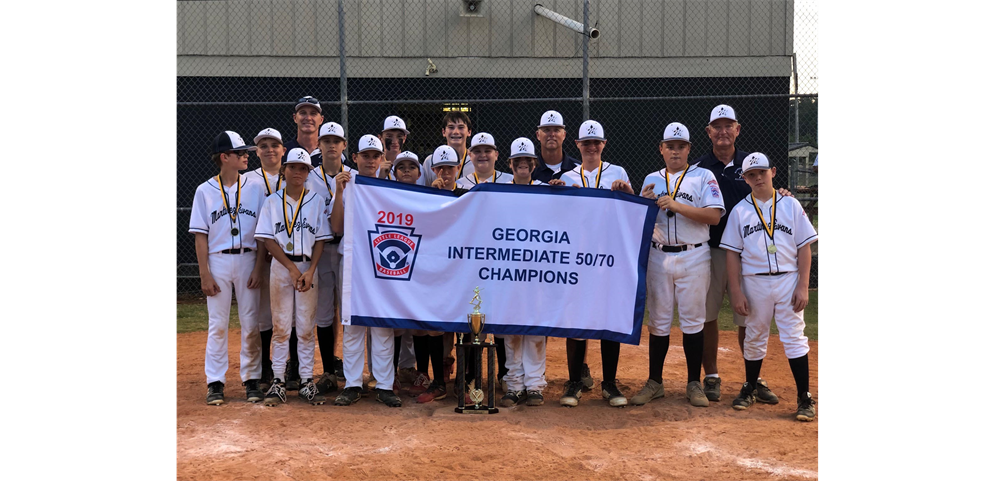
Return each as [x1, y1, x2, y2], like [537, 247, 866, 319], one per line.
[641, 183, 658, 199]
[777, 188, 794, 198]
[247, 266, 262, 289]
[792, 284, 809, 312]
[571, 183, 581, 188]
[335, 171, 352, 191]
[548, 179, 566, 186]
[201, 274, 221, 297]
[731, 291, 750, 316]
[431, 178, 446, 189]
[611, 180, 634, 194]
[297, 270, 315, 292]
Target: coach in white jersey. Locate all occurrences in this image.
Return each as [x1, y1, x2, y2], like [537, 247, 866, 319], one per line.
[558, 120, 633, 408]
[630, 122, 725, 408]
[305, 121, 354, 394]
[255, 147, 333, 406]
[243, 127, 285, 389]
[456, 133, 513, 188]
[189, 131, 268, 405]
[720, 153, 817, 421]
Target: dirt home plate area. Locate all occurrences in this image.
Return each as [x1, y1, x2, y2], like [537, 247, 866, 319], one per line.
[177, 327, 817, 480]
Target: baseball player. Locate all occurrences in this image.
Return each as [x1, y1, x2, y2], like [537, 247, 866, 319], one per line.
[500, 138, 550, 407]
[558, 120, 634, 408]
[243, 128, 285, 390]
[304, 121, 354, 395]
[720, 153, 817, 422]
[189, 131, 267, 405]
[329, 135, 403, 407]
[533, 110, 580, 183]
[456, 132, 513, 188]
[694, 104, 786, 404]
[630, 122, 725, 408]
[422, 111, 474, 187]
[255, 147, 332, 406]
[283, 96, 324, 165]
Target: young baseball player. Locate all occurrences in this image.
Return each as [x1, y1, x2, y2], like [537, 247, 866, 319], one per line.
[329, 135, 403, 408]
[244, 128, 285, 390]
[720, 153, 817, 422]
[500, 138, 550, 407]
[255, 147, 332, 406]
[558, 120, 634, 408]
[630, 122, 725, 408]
[305, 121, 354, 395]
[190, 131, 268, 405]
[456, 132, 514, 188]
[423, 111, 474, 188]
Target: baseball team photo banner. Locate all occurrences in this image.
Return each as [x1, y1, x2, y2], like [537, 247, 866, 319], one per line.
[341, 177, 657, 345]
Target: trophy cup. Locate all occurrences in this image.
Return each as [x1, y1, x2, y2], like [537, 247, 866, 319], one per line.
[455, 287, 499, 414]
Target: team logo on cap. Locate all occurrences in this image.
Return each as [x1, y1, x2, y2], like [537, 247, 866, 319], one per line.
[586, 124, 597, 135]
[547, 113, 557, 123]
[672, 126, 683, 137]
[719, 107, 727, 115]
[368, 137, 376, 146]
[518, 141, 528, 152]
[748, 157, 760, 166]
[476, 134, 486, 142]
[393, 118, 401, 127]
[368, 225, 422, 281]
[296, 150, 308, 161]
[439, 150, 449, 161]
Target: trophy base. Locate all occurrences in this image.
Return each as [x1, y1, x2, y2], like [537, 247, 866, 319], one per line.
[454, 406, 500, 414]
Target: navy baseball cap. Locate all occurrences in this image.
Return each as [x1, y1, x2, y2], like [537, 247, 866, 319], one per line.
[212, 131, 257, 154]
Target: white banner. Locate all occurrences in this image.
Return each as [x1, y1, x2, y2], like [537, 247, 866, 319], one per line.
[341, 176, 657, 344]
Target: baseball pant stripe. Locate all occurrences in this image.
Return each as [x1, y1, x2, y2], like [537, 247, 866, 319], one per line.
[269, 259, 319, 382]
[741, 272, 810, 361]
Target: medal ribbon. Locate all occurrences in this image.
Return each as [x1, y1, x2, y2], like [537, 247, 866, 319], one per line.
[262, 170, 281, 195]
[664, 165, 690, 200]
[750, 189, 777, 241]
[320, 164, 342, 199]
[282, 188, 306, 248]
[217, 174, 240, 225]
[456, 148, 469, 176]
[579, 161, 604, 188]
[473, 171, 497, 184]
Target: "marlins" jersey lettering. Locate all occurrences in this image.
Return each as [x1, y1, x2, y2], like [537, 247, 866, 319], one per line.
[210, 205, 258, 224]
[275, 218, 319, 235]
[742, 220, 793, 239]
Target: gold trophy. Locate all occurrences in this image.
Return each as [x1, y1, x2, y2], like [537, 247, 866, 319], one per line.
[455, 287, 499, 414]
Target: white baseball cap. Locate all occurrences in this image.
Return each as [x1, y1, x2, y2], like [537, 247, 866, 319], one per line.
[253, 128, 283, 145]
[577, 120, 606, 141]
[382, 115, 410, 135]
[432, 145, 459, 167]
[742, 152, 771, 173]
[709, 104, 737, 124]
[538, 110, 565, 128]
[318, 122, 346, 141]
[358, 134, 384, 153]
[295, 95, 322, 113]
[213, 131, 256, 154]
[470, 132, 497, 150]
[662, 122, 691, 143]
[285, 148, 315, 170]
[392, 151, 422, 177]
[509, 137, 537, 159]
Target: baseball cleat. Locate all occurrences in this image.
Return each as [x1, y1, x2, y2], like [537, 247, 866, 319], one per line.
[686, 381, 710, 407]
[500, 389, 526, 407]
[315, 372, 338, 395]
[243, 379, 264, 403]
[796, 393, 816, 422]
[755, 378, 780, 405]
[732, 382, 756, 410]
[375, 388, 403, 407]
[630, 379, 665, 406]
[525, 390, 545, 406]
[703, 376, 722, 402]
[601, 379, 628, 407]
[334, 386, 362, 406]
[263, 379, 287, 406]
[560, 380, 584, 407]
[206, 381, 225, 405]
[408, 371, 432, 396]
[299, 379, 326, 405]
[416, 380, 448, 403]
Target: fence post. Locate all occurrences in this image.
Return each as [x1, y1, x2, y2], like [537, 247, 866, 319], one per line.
[338, 0, 348, 139]
[582, 0, 590, 121]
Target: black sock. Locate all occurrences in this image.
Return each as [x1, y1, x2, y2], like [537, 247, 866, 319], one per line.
[413, 335, 430, 374]
[788, 354, 810, 398]
[288, 326, 299, 376]
[429, 335, 445, 383]
[648, 334, 669, 384]
[566, 339, 587, 382]
[745, 359, 763, 391]
[316, 326, 336, 374]
[495, 337, 508, 378]
[260, 329, 273, 373]
[393, 336, 402, 370]
[601, 340, 620, 383]
[683, 330, 704, 383]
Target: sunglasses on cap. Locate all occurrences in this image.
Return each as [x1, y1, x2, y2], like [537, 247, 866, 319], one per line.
[297, 97, 319, 106]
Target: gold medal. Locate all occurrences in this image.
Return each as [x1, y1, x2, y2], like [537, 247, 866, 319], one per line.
[286, 242, 294, 251]
[767, 244, 777, 254]
[282, 188, 306, 254]
[231, 228, 239, 236]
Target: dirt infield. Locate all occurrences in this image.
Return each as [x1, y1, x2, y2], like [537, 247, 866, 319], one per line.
[177, 327, 817, 480]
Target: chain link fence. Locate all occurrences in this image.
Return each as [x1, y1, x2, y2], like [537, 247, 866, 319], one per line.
[177, 0, 818, 293]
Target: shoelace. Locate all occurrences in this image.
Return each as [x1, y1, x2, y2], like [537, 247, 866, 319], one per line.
[268, 382, 287, 402]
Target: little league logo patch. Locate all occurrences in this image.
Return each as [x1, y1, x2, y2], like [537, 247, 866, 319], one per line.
[368, 225, 422, 281]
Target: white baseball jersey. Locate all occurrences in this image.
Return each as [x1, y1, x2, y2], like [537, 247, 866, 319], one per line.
[455, 170, 513, 189]
[559, 161, 629, 190]
[422, 148, 473, 186]
[255, 189, 333, 259]
[642, 165, 726, 246]
[189, 174, 267, 253]
[308, 163, 357, 209]
[511, 179, 546, 186]
[719, 193, 818, 275]
[244, 167, 284, 197]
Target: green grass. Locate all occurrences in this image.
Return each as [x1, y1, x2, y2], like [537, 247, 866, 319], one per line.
[177, 290, 818, 340]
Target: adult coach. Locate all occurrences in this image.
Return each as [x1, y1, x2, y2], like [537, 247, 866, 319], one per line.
[532, 110, 579, 183]
[283, 96, 324, 165]
[693, 104, 779, 404]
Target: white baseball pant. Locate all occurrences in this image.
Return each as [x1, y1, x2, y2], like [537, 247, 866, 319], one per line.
[343, 325, 396, 389]
[502, 335, 548, 391]
[646, 246, 711, 336]
[257, 259, 272, 331]
[269, 259, 318, 382]
[315, 242, 340, 329]
[205, 252, 261, 384]
[741, 272, 810, 361]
